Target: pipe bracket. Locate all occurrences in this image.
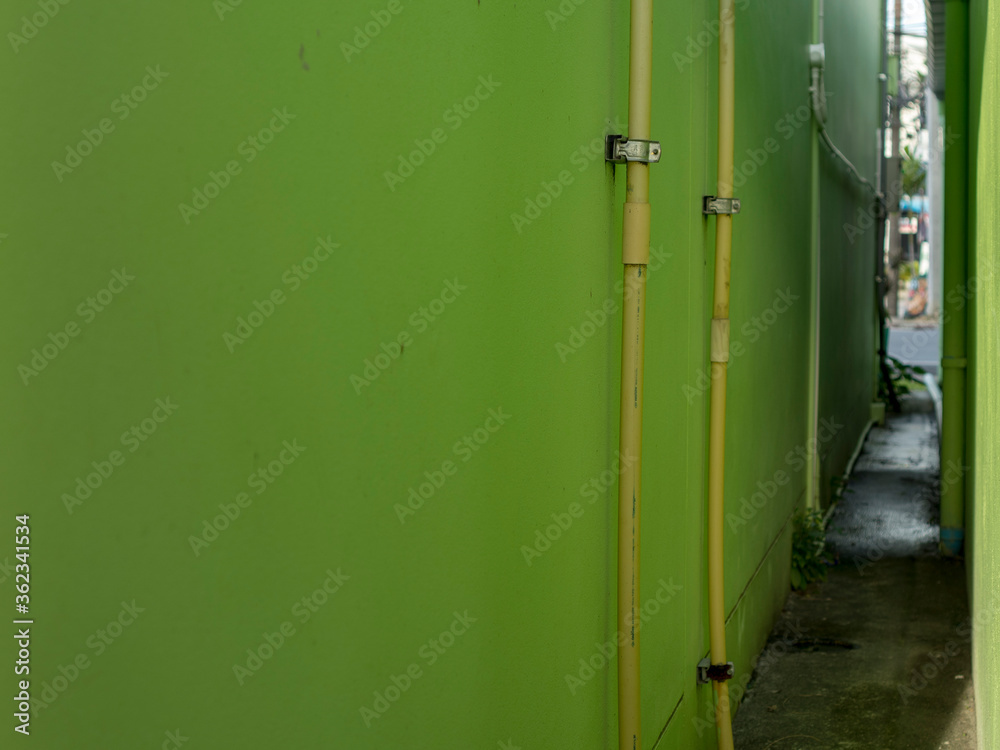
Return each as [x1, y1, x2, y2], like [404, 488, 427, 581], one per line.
[703, 196, 741, 215]
[697, 657, 735, 684]
[942, 356, 968, 368]
[605, 135, 661, 164]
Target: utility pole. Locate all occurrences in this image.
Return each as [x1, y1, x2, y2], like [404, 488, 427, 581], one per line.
[886, 0, 903, 319]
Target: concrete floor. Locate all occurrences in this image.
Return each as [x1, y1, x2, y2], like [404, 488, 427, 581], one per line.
[732, 391, 977, 749]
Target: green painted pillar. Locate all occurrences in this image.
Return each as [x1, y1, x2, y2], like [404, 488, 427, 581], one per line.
[940, 0, 969, 555]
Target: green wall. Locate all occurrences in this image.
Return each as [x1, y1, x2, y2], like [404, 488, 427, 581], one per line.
[967, 0, 999, 742]
[0, 1, 878, 747]
[816, 0, 881, 503]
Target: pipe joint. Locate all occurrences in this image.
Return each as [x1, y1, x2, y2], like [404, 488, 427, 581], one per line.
[622, 203, 651, 265]
[710, 318, 730, 363]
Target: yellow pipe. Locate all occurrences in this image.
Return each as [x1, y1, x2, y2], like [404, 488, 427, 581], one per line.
[617, 0, 652, 748]
[706, 0, 736, 747]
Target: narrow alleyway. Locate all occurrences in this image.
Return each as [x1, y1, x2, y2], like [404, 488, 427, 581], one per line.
[733, 390, 977, 749]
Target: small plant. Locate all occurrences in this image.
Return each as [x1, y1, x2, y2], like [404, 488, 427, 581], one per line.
[829, 475, 848, 497]
[790, 511, 829, 590]
[879, 354, 927, 400]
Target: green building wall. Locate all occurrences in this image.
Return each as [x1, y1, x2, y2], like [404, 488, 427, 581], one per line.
[816, 0, 881, 497]
[0, 1, 878, 747]
[967, 0, 998, 743]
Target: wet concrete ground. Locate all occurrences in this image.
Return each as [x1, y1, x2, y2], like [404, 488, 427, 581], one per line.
[732, 391, 977, 749]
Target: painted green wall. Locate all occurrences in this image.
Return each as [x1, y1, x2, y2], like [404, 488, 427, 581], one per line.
[0, 1, 877, 748]
[816, 0, 881, 504]
[967, 0, 999, 743]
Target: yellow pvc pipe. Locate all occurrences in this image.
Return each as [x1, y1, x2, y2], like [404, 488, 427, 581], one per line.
[617, 0, 652, 748]
[707, 0, 736, 748]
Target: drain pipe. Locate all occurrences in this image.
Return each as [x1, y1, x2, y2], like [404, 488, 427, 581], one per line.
[611, 0, 655, 747]
[940, 0, 968, 556]
[703, 0, 738, 746]
[805, 0, 825, 513]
